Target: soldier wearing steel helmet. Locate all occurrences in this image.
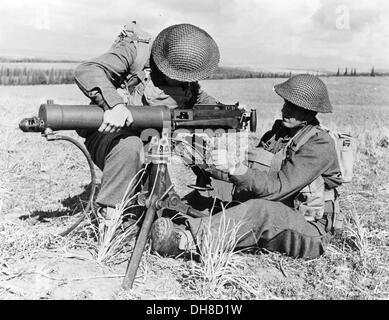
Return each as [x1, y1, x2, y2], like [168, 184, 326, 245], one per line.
[151, 74, 343, 260]
[74, 23, 221, 219]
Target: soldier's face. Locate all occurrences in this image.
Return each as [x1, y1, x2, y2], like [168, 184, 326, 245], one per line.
[281, 100, 311, 128]
[165, 75, 189, 87]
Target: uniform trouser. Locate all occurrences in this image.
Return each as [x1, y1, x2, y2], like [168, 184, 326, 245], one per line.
[83, 130, 332, 259]
[186, 196, 333, 259]
[84, 130, 145, 208]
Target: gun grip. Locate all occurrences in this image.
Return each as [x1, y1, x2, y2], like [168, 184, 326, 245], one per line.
[250, 109, 257, 132]
[191, 165, 212, 189]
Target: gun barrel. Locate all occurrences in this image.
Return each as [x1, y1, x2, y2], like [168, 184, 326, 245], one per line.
[38, 103, 171, 131]
[20, 102, 251, 133]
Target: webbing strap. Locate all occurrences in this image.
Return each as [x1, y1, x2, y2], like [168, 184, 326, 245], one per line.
[288, 125, 320, 153]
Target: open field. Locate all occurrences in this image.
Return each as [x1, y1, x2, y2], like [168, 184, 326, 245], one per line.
[0, 77, 388, 299]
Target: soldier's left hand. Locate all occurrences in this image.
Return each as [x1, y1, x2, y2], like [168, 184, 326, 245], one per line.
[210, 148, 230, 172]
[210, 149, 236, 174]
[211, 149, 248, 175]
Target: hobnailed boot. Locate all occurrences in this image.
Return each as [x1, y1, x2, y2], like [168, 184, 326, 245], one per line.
[150, 217, 197, 257]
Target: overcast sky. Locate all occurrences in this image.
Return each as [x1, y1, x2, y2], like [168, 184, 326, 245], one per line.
[1, 0, 388, 72]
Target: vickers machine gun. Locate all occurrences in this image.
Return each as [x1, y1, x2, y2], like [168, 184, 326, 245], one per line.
[20, 100, 257, 289]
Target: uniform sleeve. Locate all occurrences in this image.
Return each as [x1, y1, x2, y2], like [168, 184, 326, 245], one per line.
[74, 40, 137, 109]
[229, 131, 337, 201]
[196, 88, 219, 104]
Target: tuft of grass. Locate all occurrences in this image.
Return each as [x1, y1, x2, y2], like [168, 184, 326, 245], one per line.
[183, 206, 259, 299]
[94, 204, 141, 265]
[343, 198, 370, 259]
[94, 168, 147, 265]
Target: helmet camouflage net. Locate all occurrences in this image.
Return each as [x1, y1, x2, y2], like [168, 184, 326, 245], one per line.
[151, 23, 220, 82]
[274, 74, 333, 113]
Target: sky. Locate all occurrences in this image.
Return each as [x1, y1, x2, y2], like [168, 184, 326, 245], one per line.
[0, 0, 388, 72]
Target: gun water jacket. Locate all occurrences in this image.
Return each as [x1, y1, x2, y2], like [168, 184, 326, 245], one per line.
[74, 21, 217, 127]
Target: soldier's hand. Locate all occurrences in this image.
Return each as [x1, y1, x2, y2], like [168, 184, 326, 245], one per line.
[211, 149, 248, 175]
[98, 104, 134, 134]
[237, 103, 248, 111]
[211, 149, 236, 173]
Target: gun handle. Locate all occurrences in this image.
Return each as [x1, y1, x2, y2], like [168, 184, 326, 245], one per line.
[250, 109, 257, 132]
[192, 165, 212, 188]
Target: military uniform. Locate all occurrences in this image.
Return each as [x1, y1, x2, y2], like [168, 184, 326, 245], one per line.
[74, 23, 219, 208]
[186, 118, 343, 259]
[151, 74, 344, 260]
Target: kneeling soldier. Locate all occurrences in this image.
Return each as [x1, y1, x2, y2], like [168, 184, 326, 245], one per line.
[74, 23, 221, 220]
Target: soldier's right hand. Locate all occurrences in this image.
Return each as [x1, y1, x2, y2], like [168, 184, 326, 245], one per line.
[98, 103, 134, 134]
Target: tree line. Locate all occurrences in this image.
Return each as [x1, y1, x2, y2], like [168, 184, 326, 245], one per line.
[0, 66, 296, 86]
[209, 67, 294, 79]
[335, 67, 378, 77]
[0, 67, 74, 85]
[0, 65, 387, 86]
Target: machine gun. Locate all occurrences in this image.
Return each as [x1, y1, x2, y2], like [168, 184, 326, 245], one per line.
[19, 100, 257, 289]
[19, 100, 256, 133]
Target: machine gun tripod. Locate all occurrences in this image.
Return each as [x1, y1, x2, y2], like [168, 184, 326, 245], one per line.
[19, 100, 257, 290]
[29, 126, 209, 289]
[122, 129, 209, 289]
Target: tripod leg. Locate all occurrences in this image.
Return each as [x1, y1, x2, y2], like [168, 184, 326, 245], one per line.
[122, 199, 157, 289]
[122, 163, 168, 289]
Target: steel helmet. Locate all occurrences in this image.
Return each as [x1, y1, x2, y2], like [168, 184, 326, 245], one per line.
[151, 24, 220, 82]
[274, 74, 333, 113]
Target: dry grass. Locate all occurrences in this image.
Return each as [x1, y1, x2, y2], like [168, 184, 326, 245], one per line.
[182, 207, 259, 299]
[0, 78, 388, 299]
[94, 169, 146, 265]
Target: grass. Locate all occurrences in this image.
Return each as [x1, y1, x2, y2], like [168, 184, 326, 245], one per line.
[342, 197, 370, 259]
[182, 207, 259, 299]
[0, 67, 75, 85]
[94, 168, 146, 265]
[0, 78, 388, 299]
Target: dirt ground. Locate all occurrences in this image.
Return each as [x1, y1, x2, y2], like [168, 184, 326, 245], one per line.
[1, 81, 388, 300]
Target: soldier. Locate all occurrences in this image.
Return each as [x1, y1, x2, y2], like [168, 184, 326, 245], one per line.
[74, 23, 220, 219]
[151, 74, 343, 260]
